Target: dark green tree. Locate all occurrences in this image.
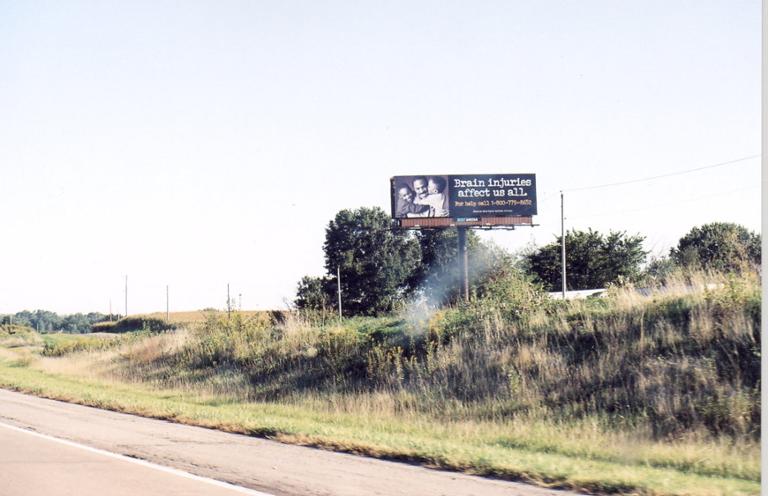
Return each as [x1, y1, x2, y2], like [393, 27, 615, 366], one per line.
[321, 207, 421, 316]
[412, 229, 472, 303]
[294, 276, 335, 312]
[640, 254, 678, 281]
[61, 313, 90, 333]
[412, 229, 513, 304]
[13, 310, 61, 333]
[525, 229, 647, 291]
[670, 222, 761, 272]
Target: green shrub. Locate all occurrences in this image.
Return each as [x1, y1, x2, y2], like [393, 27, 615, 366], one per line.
[91, 321, 117, 332]
[102, 317, 175, 334]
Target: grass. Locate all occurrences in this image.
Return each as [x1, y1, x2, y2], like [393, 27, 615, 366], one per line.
[0, 269, 760, 495]
[0, 360, 758, 496]
[41, 332, 128, 356]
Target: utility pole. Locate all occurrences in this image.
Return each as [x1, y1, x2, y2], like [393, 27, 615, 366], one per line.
[457, 226, 469, 302]
[125, 275, 128, 318]
[337, 266, 342, 320]
[561, 191, 567, 299]
[109, 299, 112, 321]
[227, 283, 231, 319]
[166, 285, 169, 323]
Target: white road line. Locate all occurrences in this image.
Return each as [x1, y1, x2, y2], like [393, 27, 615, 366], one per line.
[0, 421, 275, 496]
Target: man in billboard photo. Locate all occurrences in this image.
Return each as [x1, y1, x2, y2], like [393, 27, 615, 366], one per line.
[413, 176, 449, 217]
[396, 184, 430, 218]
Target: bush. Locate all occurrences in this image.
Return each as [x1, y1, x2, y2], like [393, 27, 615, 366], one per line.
[473, 264, 554, 323]
[524, 229, 647, 291]
[91, 321, 117, 332]
[99, 317, 175, 334]
[671, 222, 761, 272]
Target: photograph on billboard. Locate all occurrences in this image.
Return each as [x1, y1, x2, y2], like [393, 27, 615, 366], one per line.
[392, 175, 450, 219]
[391, 174, 536, 220]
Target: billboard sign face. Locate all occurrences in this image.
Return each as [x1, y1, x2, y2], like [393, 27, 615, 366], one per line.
[391, 174, 536, 223]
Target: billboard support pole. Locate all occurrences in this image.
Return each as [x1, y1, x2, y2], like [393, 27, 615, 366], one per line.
[457, 227, 469, 302]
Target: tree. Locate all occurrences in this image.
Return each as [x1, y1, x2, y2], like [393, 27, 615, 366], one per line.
[321, 207, 421, 316]
[641, 254, 677, 280]
[411, 229, 513, 304]
[61, 313, 90, 333]
[294, 276, 335, 312]
[525, 229, 647, 291]
[412, 229, 473, 304]
[13, 310, 61, 333]
[9, 310, 112, 333]
[670, 222, 760, 272]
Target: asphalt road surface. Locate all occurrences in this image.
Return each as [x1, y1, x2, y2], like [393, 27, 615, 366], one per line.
[0, 389, 576, 496]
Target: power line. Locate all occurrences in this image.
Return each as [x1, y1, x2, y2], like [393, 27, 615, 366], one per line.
[566, 184, 760, 221]
[564, 154, 760, 193]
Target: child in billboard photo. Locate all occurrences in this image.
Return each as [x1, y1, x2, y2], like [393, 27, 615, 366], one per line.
[396, 184, 430, 218]
[413, 176, 449, 217]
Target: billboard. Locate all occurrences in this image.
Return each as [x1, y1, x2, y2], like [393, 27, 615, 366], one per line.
[391, 174, 536, 225]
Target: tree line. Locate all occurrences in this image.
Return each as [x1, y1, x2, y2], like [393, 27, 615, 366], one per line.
[0, 310, 119, 333]
[295, 207, 761, 316]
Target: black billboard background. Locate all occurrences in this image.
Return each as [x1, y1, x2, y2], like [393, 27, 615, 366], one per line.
[391, 174, 536, 219]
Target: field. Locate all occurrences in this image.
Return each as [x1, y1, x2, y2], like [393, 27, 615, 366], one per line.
[0, 270, 760, 495]
[137, 310, 272, 326]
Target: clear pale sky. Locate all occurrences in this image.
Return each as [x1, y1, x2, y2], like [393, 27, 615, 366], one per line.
[0, 1, 761, 315]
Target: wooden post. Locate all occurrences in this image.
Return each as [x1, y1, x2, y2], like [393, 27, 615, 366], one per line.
[561, 191, 567, 298]
[337, 266, 342, 319]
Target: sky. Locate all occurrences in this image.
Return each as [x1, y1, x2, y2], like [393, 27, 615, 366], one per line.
[0, 1, 762, 315]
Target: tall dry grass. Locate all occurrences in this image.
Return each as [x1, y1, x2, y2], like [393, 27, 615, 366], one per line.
[93, 268, 760, 441]
[1, 270, 758, 495]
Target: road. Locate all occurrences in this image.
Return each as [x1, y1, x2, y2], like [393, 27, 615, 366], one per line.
[0, 422, 268, 496]
[0, 389, 575, 496]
